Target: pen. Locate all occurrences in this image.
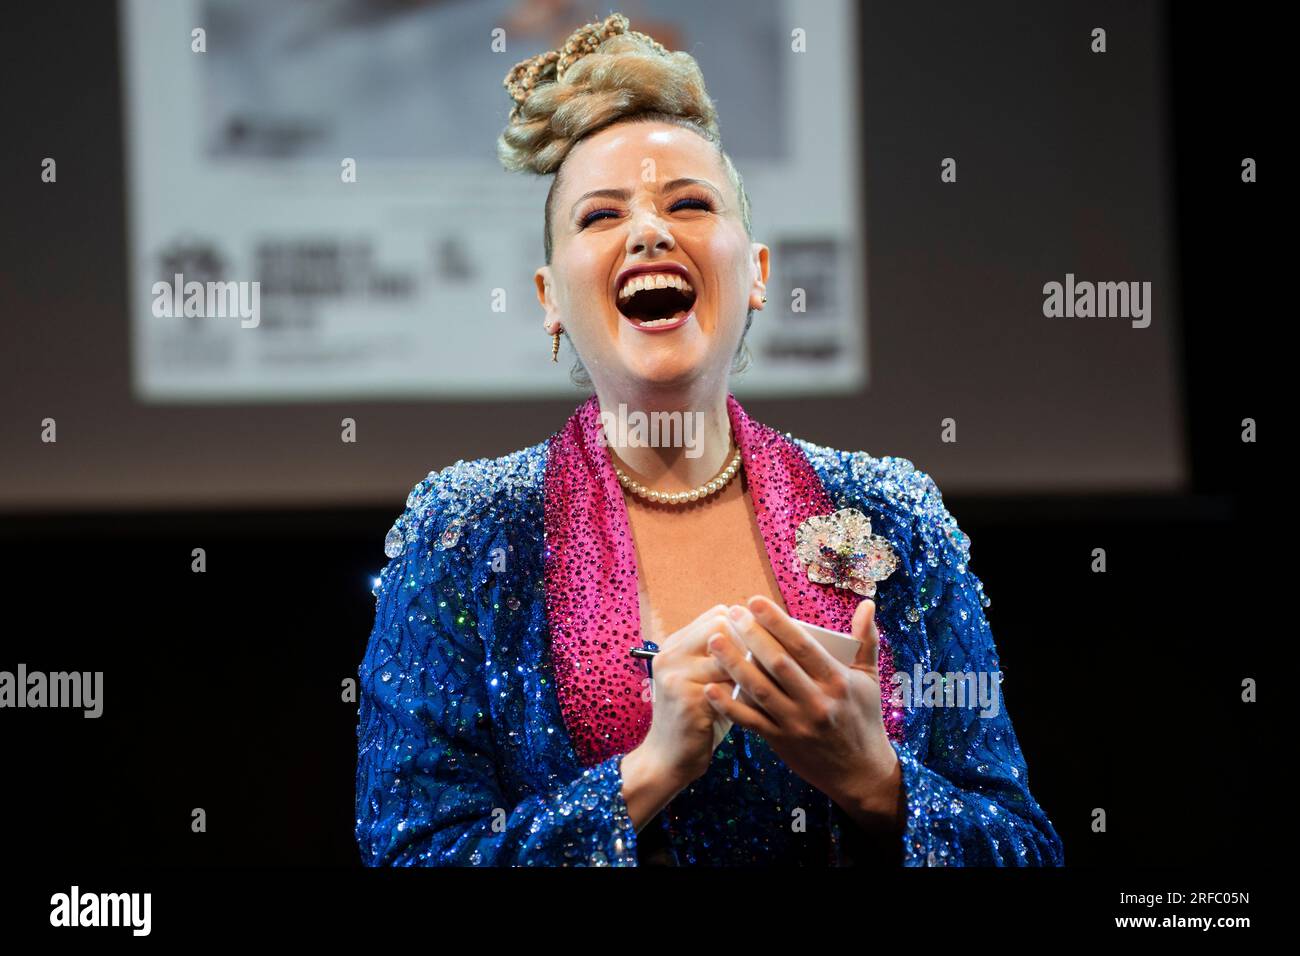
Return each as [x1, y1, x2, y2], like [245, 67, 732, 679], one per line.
[631, 641, 659, 680]
[627, 646, 752, 699]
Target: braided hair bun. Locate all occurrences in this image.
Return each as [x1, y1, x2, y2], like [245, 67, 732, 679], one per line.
[498, 12, 721, 175]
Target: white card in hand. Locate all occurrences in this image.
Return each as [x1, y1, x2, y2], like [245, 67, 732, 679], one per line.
[729, 617, 862, 705]
[793, 618, 862, 667]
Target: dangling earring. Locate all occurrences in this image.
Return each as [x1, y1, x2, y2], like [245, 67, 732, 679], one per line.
[551, 329, 561, 362]
[761, 294, 768, 304]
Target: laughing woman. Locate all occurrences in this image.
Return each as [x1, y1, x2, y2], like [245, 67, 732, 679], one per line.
[354, 13, 1063, 867]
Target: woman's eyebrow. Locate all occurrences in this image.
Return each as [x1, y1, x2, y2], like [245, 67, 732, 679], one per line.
[569, 178, 722, 217]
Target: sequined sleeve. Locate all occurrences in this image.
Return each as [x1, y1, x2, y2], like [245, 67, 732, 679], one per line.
[891, 468, 1065, 866]
[355, 473, 638, 866]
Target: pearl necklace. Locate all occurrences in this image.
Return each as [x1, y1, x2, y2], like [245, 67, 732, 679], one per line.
[612, 441, 743, 505]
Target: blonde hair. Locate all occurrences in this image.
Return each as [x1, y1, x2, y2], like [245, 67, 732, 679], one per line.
[498, 12, 756, 387]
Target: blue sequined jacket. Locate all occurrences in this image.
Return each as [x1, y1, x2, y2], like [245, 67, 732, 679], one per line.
[355, 394, 1064, 866]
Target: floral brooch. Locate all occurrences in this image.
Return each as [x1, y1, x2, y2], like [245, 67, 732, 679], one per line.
[794, 508, 900, 598]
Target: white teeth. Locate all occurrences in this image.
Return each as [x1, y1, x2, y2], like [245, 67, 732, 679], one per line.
[634, 310, 690, 328]
[617, 272, 694, 300]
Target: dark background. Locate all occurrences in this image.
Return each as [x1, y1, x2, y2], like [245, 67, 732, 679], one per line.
[0, 0, 1275, 879]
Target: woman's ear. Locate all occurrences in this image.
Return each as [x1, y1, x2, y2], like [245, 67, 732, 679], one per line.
[749, 243, 770, 309]
[535, 266, 561, 332]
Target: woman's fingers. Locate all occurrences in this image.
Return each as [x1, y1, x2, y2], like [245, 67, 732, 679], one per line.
[703, 678, 780, 737]
[705, 627, 799, 726]
[849, 598, 881, 678]
[723, 604, 821, 710]
[746, 595, 839, 684]
[683, 653, 732, 686]
[659, 606, 742, 658]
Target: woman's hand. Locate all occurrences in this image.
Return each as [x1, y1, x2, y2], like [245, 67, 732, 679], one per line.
[630, 604, 742, 790]
[702, 595, 904, 829]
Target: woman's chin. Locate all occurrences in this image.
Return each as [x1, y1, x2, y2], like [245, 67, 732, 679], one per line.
[606, 318, 734, 389]
[617, 345, 713, 389]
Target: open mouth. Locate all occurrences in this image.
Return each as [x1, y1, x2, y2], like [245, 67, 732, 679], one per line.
[616, 278, 698, 329]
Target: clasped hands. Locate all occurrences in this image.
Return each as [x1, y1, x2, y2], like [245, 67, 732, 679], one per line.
[702, 595, 904, 830]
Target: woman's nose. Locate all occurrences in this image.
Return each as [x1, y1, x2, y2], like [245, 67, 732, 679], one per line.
[625, 211, 675, 255]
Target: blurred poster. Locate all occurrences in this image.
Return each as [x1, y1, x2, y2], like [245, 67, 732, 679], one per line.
[120, 0, 866, 400]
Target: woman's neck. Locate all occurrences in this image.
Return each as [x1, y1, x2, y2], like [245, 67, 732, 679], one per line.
[593, 383, 734, 494]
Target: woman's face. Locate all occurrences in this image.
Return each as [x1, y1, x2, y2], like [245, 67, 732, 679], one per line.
[536, 120, 768, 396]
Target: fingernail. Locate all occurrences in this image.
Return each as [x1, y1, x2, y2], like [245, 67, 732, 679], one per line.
[728, 605, 746, 622]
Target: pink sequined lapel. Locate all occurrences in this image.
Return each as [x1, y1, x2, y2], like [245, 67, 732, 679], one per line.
[544, 392, 901, 769]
